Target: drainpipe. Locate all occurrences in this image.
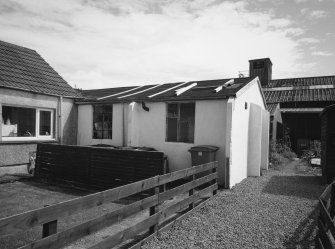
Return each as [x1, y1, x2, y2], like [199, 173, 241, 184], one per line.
[58, 96, 63, 144]
[122, 103, 126, 147]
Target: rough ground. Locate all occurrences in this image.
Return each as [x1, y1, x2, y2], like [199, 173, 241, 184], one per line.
[143, 160, 325, 249]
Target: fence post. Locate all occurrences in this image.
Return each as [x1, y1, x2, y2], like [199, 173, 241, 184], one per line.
[149, 186, 160, 234]
[189, 171, 195, 210]
[212, 162, 217, 195]
[163, 157, 168, 192]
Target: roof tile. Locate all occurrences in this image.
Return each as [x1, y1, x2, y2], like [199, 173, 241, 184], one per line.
[0, 40, 80, 97]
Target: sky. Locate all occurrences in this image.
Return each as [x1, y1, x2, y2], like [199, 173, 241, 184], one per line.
[0, 0, 334, 89]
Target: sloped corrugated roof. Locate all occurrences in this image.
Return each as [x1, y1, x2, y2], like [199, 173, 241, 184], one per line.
[0, 40, 80, 98]
[264, 88, 335, 103]
[78, 77, 254, 103]
[280, 108, 323, 113]
[263, 75, 335, 104]
[265, 75, 335, 88]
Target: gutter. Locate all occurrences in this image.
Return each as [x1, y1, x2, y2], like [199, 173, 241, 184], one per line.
[1, 86, 82, 99]
[75, 96, 232, 105]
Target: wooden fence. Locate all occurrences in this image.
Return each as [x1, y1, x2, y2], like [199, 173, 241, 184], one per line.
[35, 143, 165, 189]
[0, 161, 218, 249]
[317, 181, 335, 249]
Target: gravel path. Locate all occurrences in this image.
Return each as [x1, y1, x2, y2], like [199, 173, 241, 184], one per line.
[143, 160, 325, 249]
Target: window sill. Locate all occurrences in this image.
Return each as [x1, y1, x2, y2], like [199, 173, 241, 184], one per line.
[0, 139, 58, 145]
[165, 141, 194, 144]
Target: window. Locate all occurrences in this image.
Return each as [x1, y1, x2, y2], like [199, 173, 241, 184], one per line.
[166, 103, 195, 143]
[1, 105, 54, 140]
[93, 105, 113, 139]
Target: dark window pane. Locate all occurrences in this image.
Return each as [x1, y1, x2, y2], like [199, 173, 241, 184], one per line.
[94, 106, 103, 114]
[180, 103, 195, 143]
[39, 111, 51, 136]
[167, 118, 178, 141]
[166, 103, 195, 143]
[2, 106, 36, 137]
[93, 105, 113, 139]
[167, 104, 178, 117]
[103, 105, 113, 113]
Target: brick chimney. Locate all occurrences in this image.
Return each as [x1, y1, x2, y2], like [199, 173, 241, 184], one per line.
[249, 58, 272, 86]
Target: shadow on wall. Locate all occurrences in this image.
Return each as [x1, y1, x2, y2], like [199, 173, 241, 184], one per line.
[62, 103, 78, 145]
[262, 175, 324, 200]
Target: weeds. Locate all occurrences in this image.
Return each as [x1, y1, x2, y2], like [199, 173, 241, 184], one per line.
[269, 140, 297, 166]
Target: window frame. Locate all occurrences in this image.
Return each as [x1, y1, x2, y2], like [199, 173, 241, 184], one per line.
[92, 104, 113, 140]
[166, 102, 195, 144]
[1, 105, 55, 141]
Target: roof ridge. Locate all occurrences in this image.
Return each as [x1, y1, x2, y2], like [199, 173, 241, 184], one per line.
[271, 75, 335, 81]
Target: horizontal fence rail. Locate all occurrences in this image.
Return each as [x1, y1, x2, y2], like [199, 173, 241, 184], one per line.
[317, 181, 335, 249]
[35, 143, 165, 189]
[0, 161, 218, 249]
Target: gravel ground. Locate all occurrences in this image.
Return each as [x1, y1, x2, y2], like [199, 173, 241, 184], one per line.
[143, 160, 325, 249]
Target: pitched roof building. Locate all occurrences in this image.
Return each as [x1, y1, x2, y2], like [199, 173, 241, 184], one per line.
[0, 40, 79, 170]
[249, 58, 335, 155]
[0, 40, 79, 97]
[77, 76, 269, 188]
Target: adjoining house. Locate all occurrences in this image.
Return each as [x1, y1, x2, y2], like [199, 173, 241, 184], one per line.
[0, 40, 80, 173]
[249, 58, 335, 156]
[76, 77, 269, 188]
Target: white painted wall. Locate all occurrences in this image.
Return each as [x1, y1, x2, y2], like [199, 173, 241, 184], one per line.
[0, 88, 58, 109]
[77, 103, 124, 146]
[77, 99, 229, 185]
[230, 96, 249, 187]
[229, 79, 268, 188]
[261, 109, 270, 170]
[134, 100, 228, 179]
[247, 103, 262, 177]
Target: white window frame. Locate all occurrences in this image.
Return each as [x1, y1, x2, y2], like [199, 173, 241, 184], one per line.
[1, 105, 55, 141]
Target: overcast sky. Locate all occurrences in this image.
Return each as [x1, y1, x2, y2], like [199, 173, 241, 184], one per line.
[0, 0, 334, 89]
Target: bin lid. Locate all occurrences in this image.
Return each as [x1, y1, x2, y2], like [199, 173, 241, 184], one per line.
[188, 145, 219, 152]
